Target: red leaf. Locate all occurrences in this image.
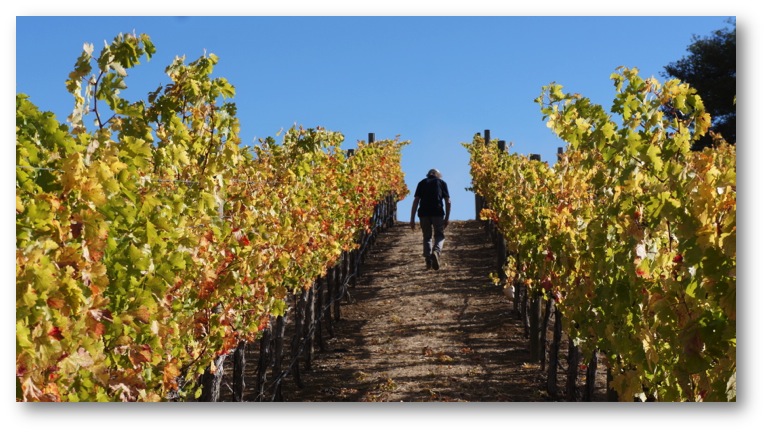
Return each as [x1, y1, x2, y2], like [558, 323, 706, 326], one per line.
[70, 221, 83, 239]
[48, 327, 64, 341]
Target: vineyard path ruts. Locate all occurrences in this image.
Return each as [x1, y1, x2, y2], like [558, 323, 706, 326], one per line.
[226, 220, 606, 402]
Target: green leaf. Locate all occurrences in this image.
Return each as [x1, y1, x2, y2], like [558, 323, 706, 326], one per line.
[199, 192, 216, 213]
[270, 299, 287, 317]
[16, 321, 34, 350]
[646, 145, 663, 173]
[146, 220, 158, 245]
[278, 251, 291, 270]
[140, 193, 162, 217]
[601, 122, 616, 141]
[682, 352, 711, 374]
[128, 243, 143, 262]
[169, 252, 186, 270]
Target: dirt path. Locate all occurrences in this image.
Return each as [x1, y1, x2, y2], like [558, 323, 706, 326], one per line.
[279, 220, 558, 402]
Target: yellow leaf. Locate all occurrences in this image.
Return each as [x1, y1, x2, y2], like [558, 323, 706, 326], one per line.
[272, 285, 287, 300]
[61, 153, 84, 194]
[641, 328, 658, 368]
[68, 347, 95, 368]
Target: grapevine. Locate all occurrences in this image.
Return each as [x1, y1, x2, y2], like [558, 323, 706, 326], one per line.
[466, 67, 735, 401]
[16, 33, 408, 401]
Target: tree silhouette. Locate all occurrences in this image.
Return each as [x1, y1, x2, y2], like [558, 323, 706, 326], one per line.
[663, 20, 735, 150]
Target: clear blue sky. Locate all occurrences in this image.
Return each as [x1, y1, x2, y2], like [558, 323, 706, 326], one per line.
[8, 1, 766, 430]
[15, 15, 733, 221]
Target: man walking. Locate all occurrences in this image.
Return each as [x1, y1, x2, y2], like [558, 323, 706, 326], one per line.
[410, 168, 451, 270]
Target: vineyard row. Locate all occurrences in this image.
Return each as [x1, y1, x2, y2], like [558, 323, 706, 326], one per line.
[16, 32, 409, 402]
[467, 67, 736, 402]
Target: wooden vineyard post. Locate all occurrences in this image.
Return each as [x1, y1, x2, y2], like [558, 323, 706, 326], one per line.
[474, 131, 481, 221]
[585, 349, 599, 401]
[495, 139, 508, 282]
[198, 354, 227, 402]
[513, 253, 522, 316]
[540, 296, 554, 370]
[333, 262, 342, 321]
[530, 294, 541, 362]
[530, 154, 541, 161]
[474, 130, 491, 221]
[370, 203, 379, 247]
[350, 248, 358, 291]
[256, 321, 273, 401]
[547, 308, 563, 399]
[388, 193, 396, 228]
[232, 341, 247, 402]
[304, 280, 318, 370]
[342, 251, 352, 303]
[270, 315, 286, 401]
[358, 231, 367, 268]
[481, 129, 490, 228]
[325, 267, 335, 338]
[496, 233, 507, 283]
[314, 276, 326, 353]
[521, 284, 530, 338]
[291, 291, 306, 389]
[566, 338, 581, 401]
[606, 360, 619, 402]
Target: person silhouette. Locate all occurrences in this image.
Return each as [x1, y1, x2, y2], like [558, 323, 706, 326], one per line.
[409, 168, 451, 270]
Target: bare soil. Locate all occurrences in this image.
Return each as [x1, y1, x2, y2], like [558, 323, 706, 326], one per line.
[221, 220, 607, 402]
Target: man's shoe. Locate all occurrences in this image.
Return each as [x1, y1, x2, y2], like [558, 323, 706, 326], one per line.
[425, 257, 432, 270]
[430, 252, 440, 270]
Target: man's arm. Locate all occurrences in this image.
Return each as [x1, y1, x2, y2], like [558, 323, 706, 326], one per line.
[442, 180, 451, 227]
[410, 197, 420, 230]
[444, 198, 451, 227]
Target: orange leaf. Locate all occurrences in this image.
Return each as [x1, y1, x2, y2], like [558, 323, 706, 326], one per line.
[133, 305, 151, 324]
[129, 344, 152, 366]
[163, 362, 180, 391]
[46, 298, 65, 309]
[40, 383, 61, 402]
[90, 321, 105, 337]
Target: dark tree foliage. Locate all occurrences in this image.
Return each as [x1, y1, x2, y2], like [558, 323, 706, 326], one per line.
[663, 20, 735, 150]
